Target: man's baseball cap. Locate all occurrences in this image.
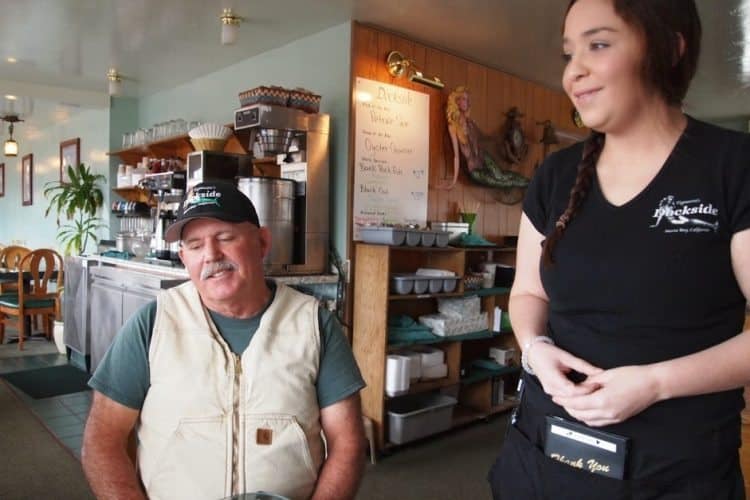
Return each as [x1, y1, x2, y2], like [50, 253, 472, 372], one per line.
[164, 181, 260, 242]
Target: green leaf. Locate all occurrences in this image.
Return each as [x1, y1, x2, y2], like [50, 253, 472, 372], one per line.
[44, 162, 107, 255]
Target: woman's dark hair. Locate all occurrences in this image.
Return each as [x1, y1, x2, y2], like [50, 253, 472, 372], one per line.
[543, 0, 702, 266]
[542, 131, 603, 266]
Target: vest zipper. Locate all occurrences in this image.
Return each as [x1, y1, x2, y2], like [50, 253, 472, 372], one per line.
[231, 353, 242, 496]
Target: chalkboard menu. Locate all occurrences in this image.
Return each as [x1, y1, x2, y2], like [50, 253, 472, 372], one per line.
[352, 77, 430, 240]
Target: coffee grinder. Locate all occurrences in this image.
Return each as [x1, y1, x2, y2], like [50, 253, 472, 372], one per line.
[234, 104, 330, 275]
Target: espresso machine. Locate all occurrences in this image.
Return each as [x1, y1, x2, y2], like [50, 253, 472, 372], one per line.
[141, 171, 186, 263]
[232, 104, 330, 275]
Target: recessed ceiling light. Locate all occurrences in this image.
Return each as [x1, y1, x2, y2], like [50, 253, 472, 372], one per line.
[6, 57, 17, 63]
[4, 95, 17, 100]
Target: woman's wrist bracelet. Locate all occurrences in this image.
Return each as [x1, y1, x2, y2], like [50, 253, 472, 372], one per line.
[521, 336, 554, 375]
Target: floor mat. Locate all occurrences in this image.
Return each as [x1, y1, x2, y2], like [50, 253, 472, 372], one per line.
[1, 364, 90, 399]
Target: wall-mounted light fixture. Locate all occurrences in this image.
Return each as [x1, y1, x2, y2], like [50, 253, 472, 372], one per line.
[2, 116, 22, 157]
[386, 51, 444, 89]
[107, 68, 123, 96]
[220, 8, 244, 45]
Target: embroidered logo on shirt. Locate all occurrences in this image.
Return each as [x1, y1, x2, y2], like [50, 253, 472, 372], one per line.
[650, 195, 719, 233]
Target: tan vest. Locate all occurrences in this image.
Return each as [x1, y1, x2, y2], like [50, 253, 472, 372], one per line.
[137, 281, 324, 500]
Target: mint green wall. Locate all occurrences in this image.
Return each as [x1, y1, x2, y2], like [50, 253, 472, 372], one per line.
[0, 107, 110, 254]
[137, 22, 352, 260]
[0, 22, 353, 259]
[108, 96, 140, 234]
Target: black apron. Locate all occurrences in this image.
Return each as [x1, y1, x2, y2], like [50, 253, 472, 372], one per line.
[487, 374, 745, 500]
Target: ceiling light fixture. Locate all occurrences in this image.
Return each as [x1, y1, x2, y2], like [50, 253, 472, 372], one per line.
[220, 8, 244, 45]
[2, 115, 22, 157]
[107, 68, 122, 96]
[386, 51, 444, 89]
[6, 57, 17, 64]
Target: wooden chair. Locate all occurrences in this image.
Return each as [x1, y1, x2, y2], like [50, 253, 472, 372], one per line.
[0, 249, 64, 350]
[0, 246, 31, 294]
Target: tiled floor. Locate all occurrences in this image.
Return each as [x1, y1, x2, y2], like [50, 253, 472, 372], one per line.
[0, 346, 92, 459]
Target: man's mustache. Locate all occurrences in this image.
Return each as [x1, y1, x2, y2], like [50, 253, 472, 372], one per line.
[200, 260, 238, 280]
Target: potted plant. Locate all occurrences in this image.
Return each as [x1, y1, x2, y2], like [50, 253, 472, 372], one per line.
[44, 163, 107, 255]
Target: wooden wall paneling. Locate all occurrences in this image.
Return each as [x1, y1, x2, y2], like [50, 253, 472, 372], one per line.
[492, 71, 512, 238]
[376, 31, 396, 83]
[425, 48, 446, 223]
[437, 52, 471, 224]
[353, 25, 380, 79]
[467, 63, 488, 130]
[349, 22, 576, 255]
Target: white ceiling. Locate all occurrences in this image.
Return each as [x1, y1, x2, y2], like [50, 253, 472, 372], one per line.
[1, 0, 749, 131]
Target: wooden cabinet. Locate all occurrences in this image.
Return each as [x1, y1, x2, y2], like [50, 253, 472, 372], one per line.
[352, 243, 519, 452]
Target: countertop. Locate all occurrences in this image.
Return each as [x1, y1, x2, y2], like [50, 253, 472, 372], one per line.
[81, 254, 339, 285]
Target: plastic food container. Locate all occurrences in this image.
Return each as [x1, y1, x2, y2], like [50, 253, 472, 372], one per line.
[427, 277, 443, 294]
[391, 274, 415, 295]
[413, 276, 429, 294]
[429, 222, 470, 243]
[420, 231, 437, 247]
[442, 276, 460, 293]
[387, 393, 458, 444]
[404, 230, 422, 246]
[434, 231, 451, 247]
[360, 226, 407, 246]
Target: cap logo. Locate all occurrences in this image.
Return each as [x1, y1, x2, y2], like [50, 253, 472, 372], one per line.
[184, 189, 222, 213]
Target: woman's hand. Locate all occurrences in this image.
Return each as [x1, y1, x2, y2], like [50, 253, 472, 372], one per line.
[529, 342, 603, 398]
[551, 365, 661, 427]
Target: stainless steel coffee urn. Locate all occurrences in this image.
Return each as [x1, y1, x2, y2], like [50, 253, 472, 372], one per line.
[234, 104, 330, 275]
[237, 177, 295, 272]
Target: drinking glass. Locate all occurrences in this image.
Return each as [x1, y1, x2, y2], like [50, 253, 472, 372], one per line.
[460, 212, 477, 234]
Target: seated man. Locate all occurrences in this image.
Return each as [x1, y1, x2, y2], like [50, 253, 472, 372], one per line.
[82, 181, 366, 500]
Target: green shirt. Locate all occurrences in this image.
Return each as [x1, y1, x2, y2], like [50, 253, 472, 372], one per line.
[89, 282, 364, 410]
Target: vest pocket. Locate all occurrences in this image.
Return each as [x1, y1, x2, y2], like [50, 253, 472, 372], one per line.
[244, 414, 319, 498]
[142, 415, 228, 499]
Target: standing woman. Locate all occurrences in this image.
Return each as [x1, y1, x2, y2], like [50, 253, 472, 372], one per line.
[489, 0, 750, 498]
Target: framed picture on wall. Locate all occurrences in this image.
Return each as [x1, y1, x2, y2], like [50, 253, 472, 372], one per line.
[59, 137, 80, 183]
[22, 154, 33, 206]
[0, 163, 4, 197]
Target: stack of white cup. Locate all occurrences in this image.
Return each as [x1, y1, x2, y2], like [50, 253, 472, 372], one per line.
[385, 355, 411, 396]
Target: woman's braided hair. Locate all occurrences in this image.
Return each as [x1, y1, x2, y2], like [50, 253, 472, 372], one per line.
[541, 131, 604, 267]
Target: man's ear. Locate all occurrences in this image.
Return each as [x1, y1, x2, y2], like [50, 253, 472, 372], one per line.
[258, 226, 272, 259]
[674, 32, 686, 66]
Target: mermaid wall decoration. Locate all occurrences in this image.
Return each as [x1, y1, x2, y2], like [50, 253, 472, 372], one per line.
[437, 86, 529, 203]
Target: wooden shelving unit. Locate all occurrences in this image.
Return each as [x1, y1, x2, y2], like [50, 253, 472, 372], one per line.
[352, 243, 519, 454]
[112, 187, 154, 205]
[107, 124, 250, 165]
